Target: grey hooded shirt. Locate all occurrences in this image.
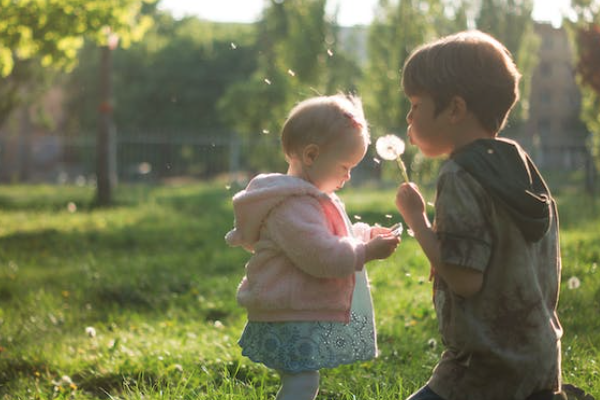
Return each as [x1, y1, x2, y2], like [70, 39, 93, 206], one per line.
[427, 138, 563, 400]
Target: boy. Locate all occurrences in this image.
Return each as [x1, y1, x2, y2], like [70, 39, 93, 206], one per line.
[395, 30, 562, 400]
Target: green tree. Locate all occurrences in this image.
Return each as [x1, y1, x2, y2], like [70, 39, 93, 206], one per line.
[363, 0, 468, 183]
[219, 0, 361, 172]
[0, 0, 153, 126]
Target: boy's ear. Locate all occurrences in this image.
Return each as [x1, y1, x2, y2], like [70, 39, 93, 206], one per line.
[449, 96, 468, 123]
[302, 144, 320, 166]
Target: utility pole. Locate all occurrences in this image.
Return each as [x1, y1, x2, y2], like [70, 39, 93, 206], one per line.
[96, 31, 119, 206]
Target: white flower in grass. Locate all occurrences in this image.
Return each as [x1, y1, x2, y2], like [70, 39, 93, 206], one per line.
[567, 276, 581, 290]
[85, 326, 96, 338]
[375, 134, 409, 183]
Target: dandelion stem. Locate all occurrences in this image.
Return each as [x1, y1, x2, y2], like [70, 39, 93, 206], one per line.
[396, 157, 410, 183]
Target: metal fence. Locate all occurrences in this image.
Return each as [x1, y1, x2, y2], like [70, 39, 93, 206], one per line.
[0, 132, 595, 189]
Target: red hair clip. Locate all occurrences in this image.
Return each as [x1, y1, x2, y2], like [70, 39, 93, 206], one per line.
[343, 111, 363, 129]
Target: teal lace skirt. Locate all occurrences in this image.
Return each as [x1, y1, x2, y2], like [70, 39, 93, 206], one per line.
[238, 270, 377, 372]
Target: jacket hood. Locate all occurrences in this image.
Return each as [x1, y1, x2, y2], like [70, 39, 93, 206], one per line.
[225, 173, 329, 249]
[451, 138, 552, 242]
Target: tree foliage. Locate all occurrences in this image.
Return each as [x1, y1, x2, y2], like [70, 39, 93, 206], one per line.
[64, 13, 257, 134]
[218, 0, 363, 172]
[0, 0, 153, 126]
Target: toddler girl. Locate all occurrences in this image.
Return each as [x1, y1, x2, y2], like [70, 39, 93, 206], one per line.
[226, 94, 400, 400]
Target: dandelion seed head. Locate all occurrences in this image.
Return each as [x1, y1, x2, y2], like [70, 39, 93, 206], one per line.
[376, 134, 406, 160]
[85, 326, 96, 338]
[567, 276, 581, 290]
[67, 202, 77, 213]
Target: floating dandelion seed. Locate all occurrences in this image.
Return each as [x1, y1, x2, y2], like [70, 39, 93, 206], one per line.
[264, 78, 272, 85]
[567, 276, 581, 290]
[407, 228, 415, 237]
[327, 49, 334, 56]
[287, 69, 296, 77]
[225, 185, 232, 190]
[373, 157, 381, 164]
[230, 42, 237, 49]
[262, 129, 270, 135]
[385, 214, 393, 219]
[354, 215, 362, 220]
[375, 134, 409, 183]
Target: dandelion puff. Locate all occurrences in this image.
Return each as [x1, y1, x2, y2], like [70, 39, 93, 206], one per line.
[85, 326, 96, 338]
[567, 276, 580, 290]
[67, 202, 77, 213]
[214, 320, 224, 329]
[427, 338, 437, 349]
[375, 134, 409, 183]
[376, 134, 405, 160]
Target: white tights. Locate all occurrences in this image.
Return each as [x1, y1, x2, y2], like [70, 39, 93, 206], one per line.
[275, 370, 320, 400]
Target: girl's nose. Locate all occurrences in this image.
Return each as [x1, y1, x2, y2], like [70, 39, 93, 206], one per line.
[406, 110, 412, 124]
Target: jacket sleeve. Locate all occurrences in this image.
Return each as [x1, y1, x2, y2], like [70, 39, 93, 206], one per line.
[265, 196, 366, 278]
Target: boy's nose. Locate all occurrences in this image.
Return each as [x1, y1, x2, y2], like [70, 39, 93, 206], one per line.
[406, 110, 412, 124]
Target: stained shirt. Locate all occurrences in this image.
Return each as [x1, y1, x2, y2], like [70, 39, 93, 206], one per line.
[428, 160, 562, 400]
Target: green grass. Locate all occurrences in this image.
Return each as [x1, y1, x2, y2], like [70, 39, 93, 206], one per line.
[0, 182, 598, 399]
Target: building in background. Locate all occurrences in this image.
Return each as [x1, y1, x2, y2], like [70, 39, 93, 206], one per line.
[525, 22, 590, 170]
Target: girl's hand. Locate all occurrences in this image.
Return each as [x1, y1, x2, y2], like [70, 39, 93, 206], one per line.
[369, 226, 393, 238]
[395, 182, 426, 228]
[365, 234, 400, 262]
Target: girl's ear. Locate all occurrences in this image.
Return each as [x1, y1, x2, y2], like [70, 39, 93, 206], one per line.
[449, 96, 468, 123]
[302, 144, 320, 166]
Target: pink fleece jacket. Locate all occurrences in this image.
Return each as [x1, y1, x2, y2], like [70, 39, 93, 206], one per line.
[225, 173, 368, 323]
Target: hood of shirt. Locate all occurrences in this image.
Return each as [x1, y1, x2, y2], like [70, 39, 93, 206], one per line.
[225, 173, 331, 250]
[450, 138, 553, 242]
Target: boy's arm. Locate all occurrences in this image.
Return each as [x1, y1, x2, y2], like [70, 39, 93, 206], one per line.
[396, 183, 483, 298]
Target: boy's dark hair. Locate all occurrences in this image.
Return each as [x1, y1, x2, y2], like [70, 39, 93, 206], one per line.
[402, 30, 521, 134]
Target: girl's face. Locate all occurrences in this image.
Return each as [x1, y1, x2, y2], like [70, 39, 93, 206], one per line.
[406, 94, 454, 157]
[305, 132, 367, 194]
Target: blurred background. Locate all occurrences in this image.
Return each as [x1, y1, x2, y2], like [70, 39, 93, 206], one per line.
[1, 0, 599, 204]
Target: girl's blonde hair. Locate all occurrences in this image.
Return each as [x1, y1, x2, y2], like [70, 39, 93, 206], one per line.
[281, 94, 370, 158]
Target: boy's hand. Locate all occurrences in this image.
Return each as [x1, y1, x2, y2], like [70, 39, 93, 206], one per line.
[395, 182, 427, 229]
[365, 234, 400, 262]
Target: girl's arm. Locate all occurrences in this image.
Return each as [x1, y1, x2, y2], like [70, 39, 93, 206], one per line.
[267, 196, 398, 279]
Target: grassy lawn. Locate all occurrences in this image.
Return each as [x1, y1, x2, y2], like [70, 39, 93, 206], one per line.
[0, 181, 598, 399]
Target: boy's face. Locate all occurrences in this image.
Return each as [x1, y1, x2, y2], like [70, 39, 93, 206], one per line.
[406, 94, 454, 157]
